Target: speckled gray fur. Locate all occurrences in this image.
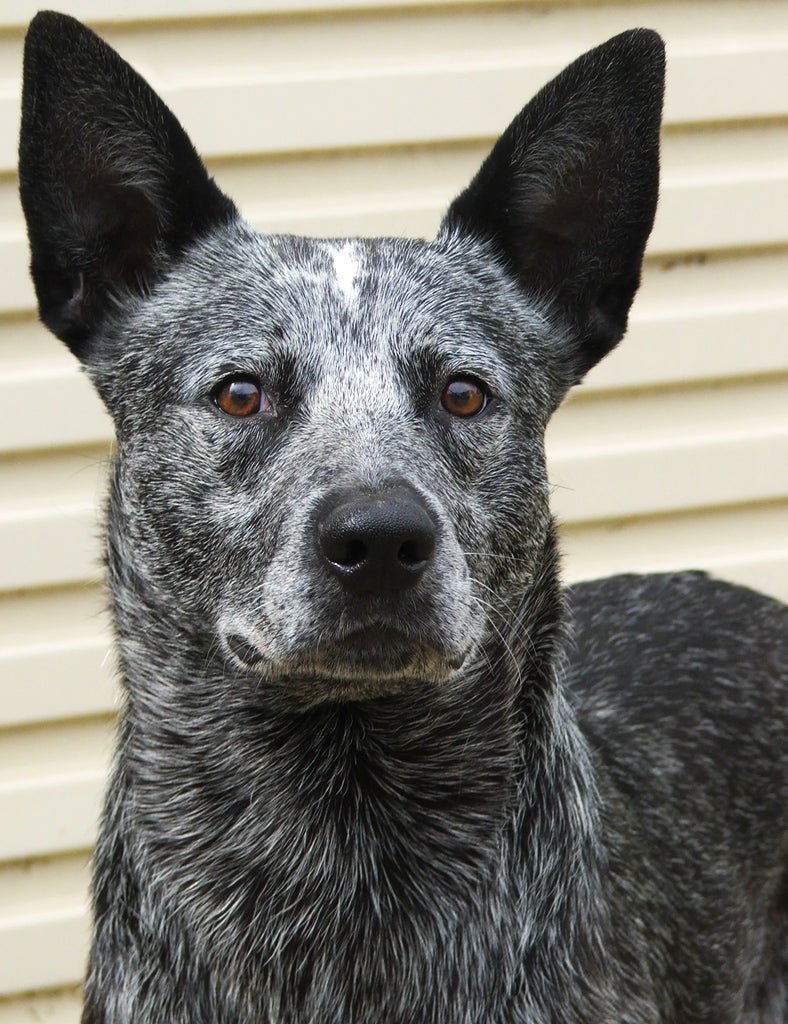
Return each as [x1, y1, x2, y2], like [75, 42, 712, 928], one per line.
[18, 14, 787, 1023]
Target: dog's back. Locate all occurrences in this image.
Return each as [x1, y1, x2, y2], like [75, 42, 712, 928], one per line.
[569, 572, 788, 1020]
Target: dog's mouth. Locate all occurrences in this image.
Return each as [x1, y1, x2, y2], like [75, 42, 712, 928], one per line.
[224, 623, 469, 698]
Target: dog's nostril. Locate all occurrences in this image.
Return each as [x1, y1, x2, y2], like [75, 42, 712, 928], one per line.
[398, 537, 431, 566]
[226, 633, 264, 666]
[322, 533, 368, 568]
[335, 537, 367, 568]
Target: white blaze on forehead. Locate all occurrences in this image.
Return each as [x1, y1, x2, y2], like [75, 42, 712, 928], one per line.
[330, 241, 359, 304]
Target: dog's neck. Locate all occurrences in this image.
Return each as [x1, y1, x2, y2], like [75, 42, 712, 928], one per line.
[105, 527, 607, 1016]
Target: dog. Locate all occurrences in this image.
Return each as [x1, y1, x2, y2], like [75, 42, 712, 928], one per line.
[19, 12, 787, 1023]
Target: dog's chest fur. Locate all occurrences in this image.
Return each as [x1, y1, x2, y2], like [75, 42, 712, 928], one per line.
[95, 589, 616, 1024]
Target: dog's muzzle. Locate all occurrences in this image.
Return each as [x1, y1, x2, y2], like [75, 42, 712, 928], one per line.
[219, 484, 472, 695]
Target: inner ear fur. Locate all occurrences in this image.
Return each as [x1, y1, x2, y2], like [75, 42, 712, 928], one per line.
[442, 29, 666, 383]
[18, 11, 236, 359]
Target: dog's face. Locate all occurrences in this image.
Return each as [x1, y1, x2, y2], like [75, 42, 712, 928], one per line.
[19, 15, 664, 707]
[90, 229, 558, 703]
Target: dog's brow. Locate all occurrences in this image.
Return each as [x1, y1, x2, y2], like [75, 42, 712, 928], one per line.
[401, 331, 511, 399]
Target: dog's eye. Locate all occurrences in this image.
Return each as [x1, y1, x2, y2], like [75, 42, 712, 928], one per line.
[213, 377, 273, 418]
[441, 378, 489, 418]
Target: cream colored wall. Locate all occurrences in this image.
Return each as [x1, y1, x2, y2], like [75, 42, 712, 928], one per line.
[0, 0, 786, 1018]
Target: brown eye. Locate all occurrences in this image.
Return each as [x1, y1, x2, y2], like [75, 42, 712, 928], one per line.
[213, 377, 272, 418]
[441, 378, 489, 418]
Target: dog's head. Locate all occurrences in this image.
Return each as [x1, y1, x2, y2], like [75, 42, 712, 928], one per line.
[19, 13, 664, 707]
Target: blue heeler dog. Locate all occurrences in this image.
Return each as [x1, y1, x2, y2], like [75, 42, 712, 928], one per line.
[19, 11, 788, 1023]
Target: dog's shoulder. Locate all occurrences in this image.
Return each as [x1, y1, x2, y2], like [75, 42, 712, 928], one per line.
[564, 572, 787, 840]
[564, 570, 787, 760]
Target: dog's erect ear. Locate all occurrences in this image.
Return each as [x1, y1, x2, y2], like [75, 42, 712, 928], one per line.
[442, 29, 665, 382]
[19, 11, 236, 359]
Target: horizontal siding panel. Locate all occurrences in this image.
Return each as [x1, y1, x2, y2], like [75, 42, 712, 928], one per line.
[0, 638, 116, 729]
[0, 989, 82, 1024]
[0, 506, 101, 591]
[0, 255, 32, 318]
[0, 906, 87, 997]
[0, 856, 88, 998]
[0, 720, 112, 860]
[0, 0, 494, 23]
[588, 245, 788, 390]
[0, 447, 107, 513]
[4, 0, 788, 34]
[0, 717, 111, 788]
[649, 172, 788, 254]
[553, 375, 788, 449]
[0, 585, 113, 727]
[665, 41, 788, 123]
[0, 584, 105, 646]
[561, 500, 788, 604]
[0, 771, 105, 860]
[0, 317, 69, 369]
[0, 852, 90, 914]
[0, 448, 107, 588]
[0, 369, 111, 452]
[549, 427, 788, 522]
[587, 300, 788, 392]
[2, 32, 788, 174]
[548, 375, 788, 521]
[0, 855, 89, 997]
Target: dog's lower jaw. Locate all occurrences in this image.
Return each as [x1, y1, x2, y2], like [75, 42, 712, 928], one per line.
[262, 670, 448, 709]
[222, 623, 478, 708]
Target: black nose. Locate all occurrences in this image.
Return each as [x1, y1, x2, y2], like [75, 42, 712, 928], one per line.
[317, 486, 437, 594]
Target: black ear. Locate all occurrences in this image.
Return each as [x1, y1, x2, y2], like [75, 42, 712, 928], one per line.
[19, 11, 236, 359]
[442, 29, 665, 382]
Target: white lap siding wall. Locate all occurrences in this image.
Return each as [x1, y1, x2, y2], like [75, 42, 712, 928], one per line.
[0, 1, 786, 1018]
